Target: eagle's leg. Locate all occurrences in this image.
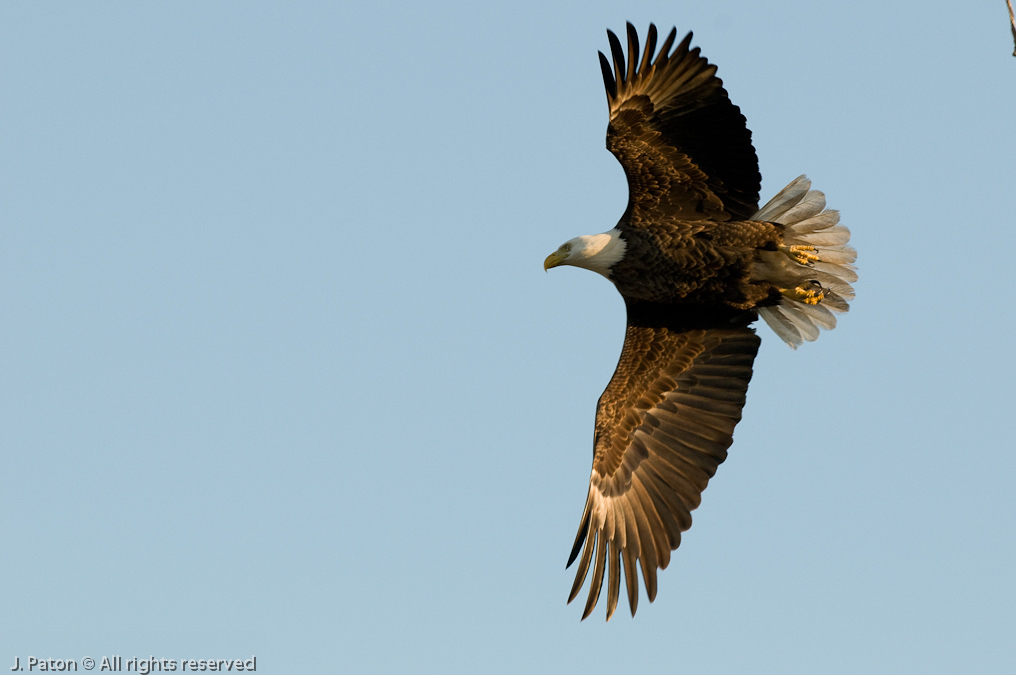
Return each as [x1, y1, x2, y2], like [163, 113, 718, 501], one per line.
[780, 245, 820, 266]
[779, 280, 824, 305]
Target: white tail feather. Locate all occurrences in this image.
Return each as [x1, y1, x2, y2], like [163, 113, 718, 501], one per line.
[753, 175, 857, 349]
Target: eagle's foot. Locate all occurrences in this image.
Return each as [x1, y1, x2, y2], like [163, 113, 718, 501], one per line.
[780, 245, 820, 266]
[780, 280, 824, 305]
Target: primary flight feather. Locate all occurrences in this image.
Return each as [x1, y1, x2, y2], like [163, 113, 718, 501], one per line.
[544, 23, 856, 621]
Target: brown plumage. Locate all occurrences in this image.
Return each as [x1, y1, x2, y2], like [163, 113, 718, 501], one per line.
[545, 23, 856, 620]
[567, 302, 759, 620]
[602, 25, 782, 309]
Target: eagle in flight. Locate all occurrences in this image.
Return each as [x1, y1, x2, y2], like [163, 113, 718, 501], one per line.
[544, 24, 856, 620]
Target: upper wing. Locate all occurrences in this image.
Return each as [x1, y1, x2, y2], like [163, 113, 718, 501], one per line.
[567, 300, 760, 620]
[601, 24, 761, 224]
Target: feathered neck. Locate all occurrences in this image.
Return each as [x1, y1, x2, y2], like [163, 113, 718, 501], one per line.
[567, 229, 626, 278]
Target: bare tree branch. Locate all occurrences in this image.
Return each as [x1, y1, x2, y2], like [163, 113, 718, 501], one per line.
[1008, 0, 1016, 57]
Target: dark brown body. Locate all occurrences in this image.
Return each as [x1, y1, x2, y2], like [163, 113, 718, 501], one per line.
[610, 220, 784, 309]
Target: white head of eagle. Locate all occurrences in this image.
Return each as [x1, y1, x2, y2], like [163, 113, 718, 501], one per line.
[544, 228, 627, 279]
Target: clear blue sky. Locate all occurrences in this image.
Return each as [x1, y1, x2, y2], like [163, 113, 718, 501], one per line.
[2, 1, 1014, 673]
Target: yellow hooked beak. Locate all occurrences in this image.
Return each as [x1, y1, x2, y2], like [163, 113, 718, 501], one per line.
[544, 250, 567, 271]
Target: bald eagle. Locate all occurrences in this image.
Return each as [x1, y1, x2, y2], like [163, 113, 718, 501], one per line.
[544, 24, 856, 620]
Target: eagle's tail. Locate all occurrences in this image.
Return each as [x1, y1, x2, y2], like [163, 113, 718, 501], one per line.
[752, 175, 857, 349]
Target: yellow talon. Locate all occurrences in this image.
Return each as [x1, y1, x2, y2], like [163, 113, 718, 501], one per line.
[781, 245, 820, 266]
[780, 282, 824, 305]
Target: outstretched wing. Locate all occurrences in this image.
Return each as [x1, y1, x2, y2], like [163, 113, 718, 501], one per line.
[601, 24, 760, 225]
[567, 301, 760, 620]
